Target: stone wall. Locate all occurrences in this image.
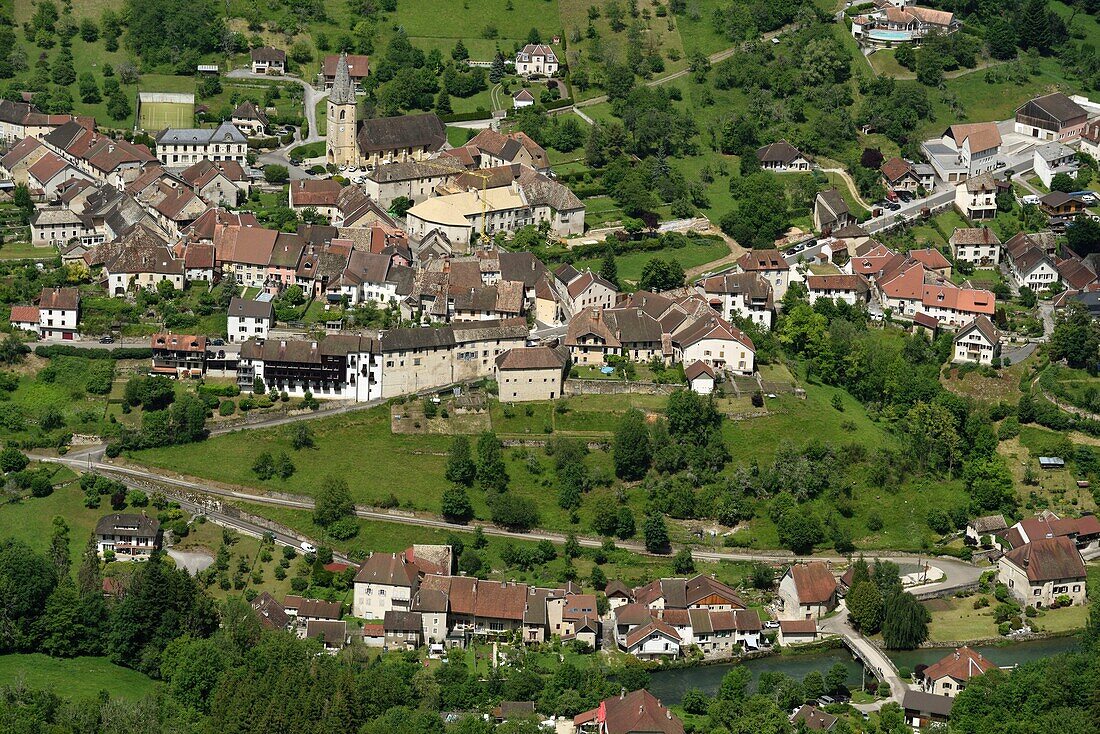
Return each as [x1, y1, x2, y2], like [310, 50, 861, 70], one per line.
[564, 379, 679, 396]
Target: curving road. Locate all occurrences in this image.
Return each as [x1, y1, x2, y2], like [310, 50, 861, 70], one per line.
[225, 69, 327, 145]
[41, 454, 984, 592]
[820, 601, 909, 711]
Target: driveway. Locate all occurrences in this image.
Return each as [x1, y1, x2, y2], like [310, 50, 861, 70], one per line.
[167, 548, 214, 575]
[1002, 340, 1038, 365]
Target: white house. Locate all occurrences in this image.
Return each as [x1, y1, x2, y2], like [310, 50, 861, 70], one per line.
[685, 361, 715, 395]
[1033, 141, 1079, 188]
[512, 89, 535, 109]
[352, 552, 419, 620]
[673, 316, 756, 376]
[954, 174, 998, 220]
[35, 286, 80, 340]
[695, 271, 774, 329]
[1004, 232, 1060, 291]
[997, 536, 1087, 608]
[805, 274, 870, 306]
[621, 619, 681, 660]
[949, 227, 1001, 267]
[30, 207, 102, 248]
[737, 249, 791, 300]
[779, 562, 837, 620]
[227, 296, 274, 344]
[514, 44, 558, 76]
[944, 123, 1002, 177]
[250, 47, 286, 75]
[756, 141, 811, 172]
[952, 315, 1000, 365]
[154, 122, 248, 168]
[95, 513, 160, 560]
[921, 647, 996, 698]
[777, 619, 817, 645]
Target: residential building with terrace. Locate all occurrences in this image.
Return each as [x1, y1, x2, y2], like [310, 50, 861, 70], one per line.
[95, 513, 160, 560]
[952, 315, 1000, 365]
[151, 333, 208, 378]
[851, 5, 958, 48]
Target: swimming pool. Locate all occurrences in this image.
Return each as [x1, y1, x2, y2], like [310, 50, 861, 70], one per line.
[866, 28, 915, 41]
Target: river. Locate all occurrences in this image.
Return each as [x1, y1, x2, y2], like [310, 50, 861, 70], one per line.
[648, 636, 1081, 705]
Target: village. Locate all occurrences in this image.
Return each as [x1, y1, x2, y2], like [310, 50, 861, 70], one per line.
[0, 1, 1098, 733]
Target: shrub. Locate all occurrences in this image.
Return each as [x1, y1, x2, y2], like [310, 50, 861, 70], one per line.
[219, 400, 236, 416]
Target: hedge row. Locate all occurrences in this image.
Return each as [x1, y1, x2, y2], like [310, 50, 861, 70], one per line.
[440, 110, 492, 123]
[35, 345, 153, 360]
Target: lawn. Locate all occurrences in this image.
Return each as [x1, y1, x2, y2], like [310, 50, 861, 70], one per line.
[923, 594, 1092, 642]
[0, 469, 94, 567]
[0, 242, 57, 260]
[572, 238, 731, 285]
[867, 49, 911, 78]
[0, 654, 157, 701]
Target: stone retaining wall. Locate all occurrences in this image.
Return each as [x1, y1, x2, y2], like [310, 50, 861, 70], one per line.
[564, 379, 679, 396]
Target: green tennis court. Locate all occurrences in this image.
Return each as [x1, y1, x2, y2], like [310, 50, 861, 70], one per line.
[136, 92, 195, 130]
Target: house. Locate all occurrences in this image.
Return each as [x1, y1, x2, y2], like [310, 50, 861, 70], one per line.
[251, 591, 291, 630]
[495, 345, 570, 402]
[305, 619, 348, 652]
[1082, 118, 1100, 160]
[1002, 511, 1100, 555]
[180, 159, 249, 207]
[284, 595, 343, 625]
[36, 286, 80, 340]
[921, 646, 996, 697]
[954, 173, 998, 220]
[997, 536, 1087, 607]
[605, 581, 633, 609]
[902, 690, 954, 729]
[456, 129, 551, 171]
[1004, 232, 1060, 290]
[289, 179, 343, 221]
[216, 224, 279, 288]
[362, 158, 466, 208]
[737, 249, 791, 300]
[949, 227, 1001, 267]
[632, 574, 746, 611]
[100, 225, 185, 294]
[154, 122, 248, 168]
[42, 121, 157, 186]
[909, 248, 952, 278]
[565, 306, 661, 366]
[30, 207, 97, 248]
[513, 89, 535, 109]
[953, 315, 1000, 365]
[384, 610, 423, 649]
[1033, 142, 1079, 188]
[227, 297, 274, 343]
[95, 513, 160, 560]
[1039, 191, 1086, 228]
[239, 333, 382, 402]
[621, 618, 681, 659]
[777, 619, 817, 645]
[231, 100, 270, 137]
[685, 361, 715, 395]
[1014, 92, 1089, 142]
[151, 333, 207, 378]
[966, 514, 1008, 546]
[574, 689, 685, 734]
[9, 306, 39, 334]
[806, 274, 870, 306]
[250, 47, 286, 75]
[881, 157, 921, 193]
[672, 315, 756, 376]
[936, 123, 1002, 179]
[321, 53, 370, 90]
[696, 271, 774, 329]
[756, 141, 811, 172]
[514, 44, 558, 77]
[814, 189, 853, 235]
[779, 562, 837, 619]
[851, 5, 958, 48]
[556, 267, 619, 316]
[791, 705, 836, 732]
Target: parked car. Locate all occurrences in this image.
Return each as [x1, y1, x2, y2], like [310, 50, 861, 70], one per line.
[763, 620, 780, 629]
[300, 541, 316, 553]
[210, 338, 225, 346]
[1080, 193, 1096, 205]
[1021, 194, 1040, 206]
[897, 191, 914, 202]
[99, 335, 115, 344]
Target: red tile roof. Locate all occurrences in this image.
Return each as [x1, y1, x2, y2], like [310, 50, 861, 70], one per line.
[1002, 536, 1086, 582]
[923, 646, 995, 683]
[9, 305, 39, 323]
[788, 562, 837, 604]
[909, 248, 952, 270]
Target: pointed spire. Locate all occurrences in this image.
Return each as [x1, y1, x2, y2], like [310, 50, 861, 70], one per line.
[330, 52, 355, 106]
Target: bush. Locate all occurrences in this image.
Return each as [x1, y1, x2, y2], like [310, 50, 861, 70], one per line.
[290, 577, 308, 592]
[327, 516, 360, 540]
[219, 400, 236, 416]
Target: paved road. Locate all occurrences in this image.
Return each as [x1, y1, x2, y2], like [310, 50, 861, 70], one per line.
[225, 69, 327, 145]
[1001, 340, 1038, 365]
[819, 602, 909, 712]
[42, 455, 985, 589]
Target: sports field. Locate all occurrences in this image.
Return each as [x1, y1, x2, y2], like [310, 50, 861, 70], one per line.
[136, 93, 195, 131]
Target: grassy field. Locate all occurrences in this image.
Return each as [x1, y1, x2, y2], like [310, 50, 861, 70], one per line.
[0, 242, 57, 260]
[0, 468, 92, 565]
[923, 594, 1092, 642]
[571, 239, 731, 285]
[0, 654, 157, 700]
